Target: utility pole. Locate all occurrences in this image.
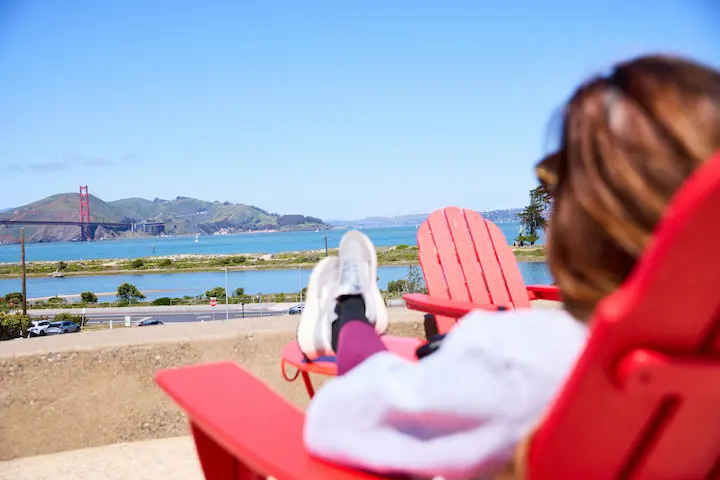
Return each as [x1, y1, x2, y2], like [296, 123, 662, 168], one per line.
[21, 228, 27, 315]
[224, 267, 229, 321]
[324, 236, 329, 257]
[298, 266, 303, 304]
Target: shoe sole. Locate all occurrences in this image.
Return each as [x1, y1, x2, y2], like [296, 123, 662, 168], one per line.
[296, 256, 338, 359]
[339, 231, 389, 335]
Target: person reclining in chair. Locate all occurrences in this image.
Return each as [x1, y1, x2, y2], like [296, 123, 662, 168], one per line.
[295, 55, 720, 480]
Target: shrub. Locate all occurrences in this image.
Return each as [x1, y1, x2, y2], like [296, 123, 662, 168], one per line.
[80, 291, 98, 303]
[152, 297, 173, 306]
[53, 312, 83, 325]
[4, 292, 23, 305]
[274, 293, 286, 302]
[48, 296, 66, 304]
[130, 258, 145, 269]
[205, 286, 226, 299]
[395, 244, 410, 250]
[158, 259, 173, 267]
[0, 313, 32, 340]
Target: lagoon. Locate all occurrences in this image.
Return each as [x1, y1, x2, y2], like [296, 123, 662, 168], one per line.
[0, 223, 543, 263]
[0, 263, 553, 301]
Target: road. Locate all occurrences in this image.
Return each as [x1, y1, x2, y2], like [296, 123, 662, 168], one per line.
[27, 303, 296, 325]
[82, 309, 288, 325]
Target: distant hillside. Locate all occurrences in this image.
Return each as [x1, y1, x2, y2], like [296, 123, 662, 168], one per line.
[329, 208, 523, 228]
[0, 193, 328, 243]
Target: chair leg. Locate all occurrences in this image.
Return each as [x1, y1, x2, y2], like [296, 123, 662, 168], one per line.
[301, 371, 316, 398]
[191, 422, 263, 479]
[423, 314, 439, 340]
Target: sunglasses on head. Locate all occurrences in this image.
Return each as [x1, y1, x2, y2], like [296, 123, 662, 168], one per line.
[535, 151, 561, 196]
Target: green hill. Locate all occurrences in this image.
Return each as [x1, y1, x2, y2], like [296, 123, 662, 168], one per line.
[0, 193, 328, 243]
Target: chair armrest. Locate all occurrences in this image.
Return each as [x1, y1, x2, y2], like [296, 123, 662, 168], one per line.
[403, 293, 502, 318]
[155, 362, 382, 480]
[527, 285, 562, 301]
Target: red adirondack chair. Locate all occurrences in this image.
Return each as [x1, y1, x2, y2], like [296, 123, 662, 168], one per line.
[418, 207, 560, 334]
[156, 150, 720, 480]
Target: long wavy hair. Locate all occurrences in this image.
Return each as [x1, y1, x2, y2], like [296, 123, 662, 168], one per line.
[536, 55, 720, 321]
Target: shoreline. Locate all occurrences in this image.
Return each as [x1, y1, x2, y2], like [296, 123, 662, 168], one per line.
[0, 245, 546, 279]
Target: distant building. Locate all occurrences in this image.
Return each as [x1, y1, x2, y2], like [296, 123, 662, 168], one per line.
[133, 221, 166, 235]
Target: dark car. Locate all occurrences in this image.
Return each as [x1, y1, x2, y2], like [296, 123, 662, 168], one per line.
[137, 319, 164, 326]
[288, 304, 305, 315]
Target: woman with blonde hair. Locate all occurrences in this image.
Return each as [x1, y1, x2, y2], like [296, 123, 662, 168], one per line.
[294, 55, 720, 479]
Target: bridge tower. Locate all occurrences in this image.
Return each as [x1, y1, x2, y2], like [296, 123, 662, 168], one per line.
[79, 186, 91, 241]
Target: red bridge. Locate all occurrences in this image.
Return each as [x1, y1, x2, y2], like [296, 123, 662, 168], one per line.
[0, 186, 139, 241]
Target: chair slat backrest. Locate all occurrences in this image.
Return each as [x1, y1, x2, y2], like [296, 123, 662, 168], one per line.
[417, 207, 530, 333]
[529, 151, 720, 479]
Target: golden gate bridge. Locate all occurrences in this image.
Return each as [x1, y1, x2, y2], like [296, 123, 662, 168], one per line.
[0, 186, 163, 241]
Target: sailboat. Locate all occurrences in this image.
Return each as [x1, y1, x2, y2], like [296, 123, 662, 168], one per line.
[194, 234, 199, 243]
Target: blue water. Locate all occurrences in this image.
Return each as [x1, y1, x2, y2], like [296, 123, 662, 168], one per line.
[0, 263, 552, 300]
[0, 223, 543, 263]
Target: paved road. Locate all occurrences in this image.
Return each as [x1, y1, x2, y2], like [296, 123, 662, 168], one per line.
[82, 309, 289, 325]
[26, 304, 295, 325]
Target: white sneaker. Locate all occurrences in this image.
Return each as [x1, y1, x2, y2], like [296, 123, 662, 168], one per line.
[296, 256, 340, 359]
[296, 231, 389, 360]
[337, 231, 388, 336]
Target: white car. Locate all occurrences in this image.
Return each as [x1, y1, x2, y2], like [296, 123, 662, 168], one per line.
[27, 320, 52, 337]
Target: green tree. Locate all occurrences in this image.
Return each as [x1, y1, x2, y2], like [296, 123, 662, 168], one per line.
[117, 283, 146, 303]
[517, 185, 551, 246]
[234, 287, 245, 297]
[404, 266, 426, 294]
[205, 286, 226, 299]
[525, 231, 540, 246]
[80, 291, 98, 303]
[56, 261, 67, 271]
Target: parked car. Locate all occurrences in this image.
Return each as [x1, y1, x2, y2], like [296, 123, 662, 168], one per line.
[137, 319, 164, 326]
[288, 304, 305, 315]
[27, 320, 52, 337]
[45, 321, 81, 335]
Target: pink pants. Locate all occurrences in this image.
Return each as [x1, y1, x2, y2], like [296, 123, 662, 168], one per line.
[336, 320, 387, 375]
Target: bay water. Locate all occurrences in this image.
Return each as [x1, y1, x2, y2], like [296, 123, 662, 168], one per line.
[0, 223, 542, 263]
[0, 223, 551, 300]
[0, 263, 552, 301]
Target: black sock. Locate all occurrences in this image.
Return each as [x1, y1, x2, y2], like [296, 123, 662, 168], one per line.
[331, 295, 368, 351]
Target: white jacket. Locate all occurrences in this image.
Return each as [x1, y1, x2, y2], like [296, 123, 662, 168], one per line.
[304, 308, 587, 480]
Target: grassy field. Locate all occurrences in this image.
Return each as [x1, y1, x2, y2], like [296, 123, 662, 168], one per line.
[0, 244, 545, 279]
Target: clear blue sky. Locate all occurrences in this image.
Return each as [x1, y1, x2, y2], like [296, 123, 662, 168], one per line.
[0, 1, 718, 220]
